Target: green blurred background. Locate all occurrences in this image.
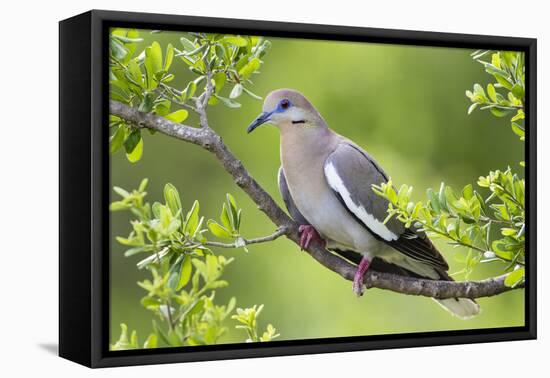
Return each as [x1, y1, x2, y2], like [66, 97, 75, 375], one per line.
[110, 30, 524, 345]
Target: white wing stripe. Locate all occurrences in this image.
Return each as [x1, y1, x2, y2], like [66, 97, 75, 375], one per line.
[324, 162, 398, 241]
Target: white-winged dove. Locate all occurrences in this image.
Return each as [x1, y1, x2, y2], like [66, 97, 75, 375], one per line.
[247, 89, 480, 319]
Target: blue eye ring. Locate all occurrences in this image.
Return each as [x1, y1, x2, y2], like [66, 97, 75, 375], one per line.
[279, 99, 291, 110]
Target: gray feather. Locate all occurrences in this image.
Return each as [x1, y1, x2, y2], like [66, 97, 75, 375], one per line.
[278, 166, 309, 225]
[325, 141, 448, 271]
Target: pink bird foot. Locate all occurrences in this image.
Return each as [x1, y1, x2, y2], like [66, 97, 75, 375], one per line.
[353, 257, 371, 297]
[298, 225, 325, 250]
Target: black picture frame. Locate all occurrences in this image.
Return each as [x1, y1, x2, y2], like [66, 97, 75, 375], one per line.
[59, 9, 537, 368]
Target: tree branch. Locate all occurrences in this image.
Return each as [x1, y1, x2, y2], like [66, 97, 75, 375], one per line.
[109, 100, 524, 300]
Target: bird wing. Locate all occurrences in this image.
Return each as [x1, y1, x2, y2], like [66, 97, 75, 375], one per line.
[279, 165, 439, 276]
[278, 166, 310, 225]
[323, 141, 449, 271]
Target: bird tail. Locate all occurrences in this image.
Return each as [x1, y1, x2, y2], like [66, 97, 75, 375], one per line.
[434, 298, 480, 319]
[433, 270, 481, 319]
[331, 250, 482, 319]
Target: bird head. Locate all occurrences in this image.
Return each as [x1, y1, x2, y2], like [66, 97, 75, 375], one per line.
[247, 89, 325, 134]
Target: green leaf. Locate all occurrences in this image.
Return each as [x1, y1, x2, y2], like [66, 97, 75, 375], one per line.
[238, 58, 261, 80]
[165, 109, 189, 123]
[242, 86, 262, 100]
[462, 184, 474, 200]
[167, 270, 180, 291]
[212, 72, 226, 94]
[471, 50, 489, 59]
[512, 84, 524, 100]
[113, 186, 130, 198]
[207, 220, 232, 239]
[483, 62, 508, 78]
[180, 37, 196, 51]
[226, 194, 238, 220]
[127, 60, 143, 86]
[152, 320, 171, 346]
[159, 205, 172, 229]
[192, 259, 207, 281]
[112, 34, 143, 43]
[110, 38, 128, 60]
[130, 330, 138, 348]
[164, 43, 174, 71]
[490, 107, 512, 118]
[224, 36, 248, 47]
[141, 296, 161, 309]
[181, 81, 197, 102]
[144, 334, 157, 348]
[181, 44, 207, 57]
[148, 41, 163, 73]
[215, 95, 241, 108]
[110, 323, 131, 350]
[230, 83, 243, 99]
[235, 55, 249, 72]
[221, 203, 232, 231]
[163, 183, 182, 218]
[154, 99, 171, 116]
[501, 228, 517, 236]
[494, 74, 513, 90]
[110, 78, 130, 94]
[124, 129, 141, 153]
[138, 178, 149, 192]
[386, 186, 398, 204]
[487, 83, 497, 102]
[177, 256, 192, 290]
[511, 122, 525, 138]
[511, 109, 525, 122]
[473, 83, 486, 98]
[123, 246, 150, 257]
[144, 42, 163, 89]
[110, 90, 129, 103]
[438, 183, 448, 211]
[109, 125, 126, 154]
[426, 188, 440, 213]
[206, 254, 220, 281]
[467, 103, 478, 115]
[126, 137, 143, 163]
[504, 267, 525, 287]
[138, 93, 155, 113]
[185, 200, 200, 236]
[187, 298, 205, 317]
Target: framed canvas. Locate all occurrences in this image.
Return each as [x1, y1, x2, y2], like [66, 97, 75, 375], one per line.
[59, 10, 537, 368]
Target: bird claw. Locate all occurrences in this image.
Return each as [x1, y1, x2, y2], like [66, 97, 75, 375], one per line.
[352, 257, 371, 297]
[298, 225, 325, 250]
[353, 277, 365, 297]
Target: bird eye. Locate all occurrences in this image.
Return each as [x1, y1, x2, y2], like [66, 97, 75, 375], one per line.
[279, 99, 290, 110]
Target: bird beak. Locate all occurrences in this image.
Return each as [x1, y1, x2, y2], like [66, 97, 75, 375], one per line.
[247, 111, 272, 133]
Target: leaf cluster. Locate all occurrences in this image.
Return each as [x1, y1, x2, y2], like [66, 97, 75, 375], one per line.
[110, 180, 279, 349]
[373, 167, 524, 287]
[108, 29, 270, 163]
[231, 305, 280, 342]
[110, 323, 158, 351]
[466, 51, 525, 166]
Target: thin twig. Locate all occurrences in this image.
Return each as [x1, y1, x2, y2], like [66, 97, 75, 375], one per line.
[109, 100, 524, 300]
[205, 227, 288, 249]
[156, 86, 197, 113]
[196, 46, 215, 129]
